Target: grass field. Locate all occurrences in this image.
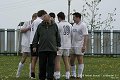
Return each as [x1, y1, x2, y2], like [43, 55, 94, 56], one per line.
[0, 56, 120, 80]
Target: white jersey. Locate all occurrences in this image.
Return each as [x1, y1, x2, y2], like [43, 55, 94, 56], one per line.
[57, 20, 72, 49]
[21, 21, 31, 47]
[71, 21, 88, 47]
[30, 17, 42, 44]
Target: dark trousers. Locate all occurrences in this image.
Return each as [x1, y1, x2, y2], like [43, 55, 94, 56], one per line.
[39, 51, 56, 80]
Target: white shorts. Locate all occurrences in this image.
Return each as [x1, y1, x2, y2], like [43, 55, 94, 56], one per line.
[21, 46, 31, 53]
[57, 49, 70, 56]
[71, 47, 84, 56]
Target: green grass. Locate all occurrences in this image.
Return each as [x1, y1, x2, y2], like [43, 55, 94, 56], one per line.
[0, 56, 120, 80]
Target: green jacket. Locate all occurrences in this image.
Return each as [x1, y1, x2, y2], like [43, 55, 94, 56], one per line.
[32, 21, 61, 52]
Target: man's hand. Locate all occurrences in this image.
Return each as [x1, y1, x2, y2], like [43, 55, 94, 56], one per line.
[33, 48, 36, 53]
[81, 46, 86, 53]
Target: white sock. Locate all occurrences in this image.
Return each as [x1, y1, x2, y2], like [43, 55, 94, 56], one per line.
[71, 65, 76, 77]
[54, 71, 60, 79]
[16, 62, 24, 75]
[29, 63, 31, 77]
[78, 64, 84, 78]
[65, 71, 70, 79]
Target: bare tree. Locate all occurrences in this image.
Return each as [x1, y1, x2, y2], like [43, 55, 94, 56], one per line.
[79, 0, 116, 54]
[81, 0, 116, 30]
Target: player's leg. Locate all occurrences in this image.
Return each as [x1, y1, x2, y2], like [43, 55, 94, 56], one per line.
[77, 55, 84, 79]
[21, 46, 31, 63]
[22, 52, 31, 78]
[21, 53, 28, 63]
[30, 44, 38, 79]
[31, 56, 38, 78]
[16, 45, 30, 78]
[70, 48, 77, 78]
[16, 53, 27, 77]
[54, 50, 62, 80]
[76, 47, 84, 79]
[62, 49, 70, 80]
[70, 54, 76, 78]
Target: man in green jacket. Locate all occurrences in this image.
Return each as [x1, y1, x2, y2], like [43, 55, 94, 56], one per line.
[32, 14, 61, 80]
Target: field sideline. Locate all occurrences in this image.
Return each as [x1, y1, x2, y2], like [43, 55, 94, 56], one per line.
[0, 56, 120, 80]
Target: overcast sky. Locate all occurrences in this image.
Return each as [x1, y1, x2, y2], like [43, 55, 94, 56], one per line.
[0, 0, 120, 30]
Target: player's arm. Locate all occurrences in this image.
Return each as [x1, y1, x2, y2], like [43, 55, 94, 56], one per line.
[20, 27, 31, 33]
[70, 24, 73, 39]
[82, 23, 89, 53]
[82, 35, 88, 53]
[20, 22, 31, 33]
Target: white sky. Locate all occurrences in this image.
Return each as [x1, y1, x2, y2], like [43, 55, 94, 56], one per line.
[0, 0, 120, 30]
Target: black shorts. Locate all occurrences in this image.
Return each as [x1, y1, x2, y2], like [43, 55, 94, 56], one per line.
[30, 44, 38, 56]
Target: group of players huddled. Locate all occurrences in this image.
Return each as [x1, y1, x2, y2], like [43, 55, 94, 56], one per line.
[16, 10, 88, 80]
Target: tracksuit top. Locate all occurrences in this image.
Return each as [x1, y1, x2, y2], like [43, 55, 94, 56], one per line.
[32, 21, 61, 52]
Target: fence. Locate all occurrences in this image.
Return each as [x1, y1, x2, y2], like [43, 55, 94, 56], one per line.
[0, 29, 120, 55]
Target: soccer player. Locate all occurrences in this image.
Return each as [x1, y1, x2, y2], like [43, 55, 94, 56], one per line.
[30, 10, 47, 79]
[54, 12, 72, 80]
[16, 13, 37, 78]
[70, 12, 88, 80]
[49, 12, 56, 21]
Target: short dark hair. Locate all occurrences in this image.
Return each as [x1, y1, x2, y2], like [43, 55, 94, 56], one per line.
[49, 12, 55, 18]
[37, 10, 47, 17]
[57, 12, 65, 20]
[32, 13, 37, 18]
[73, 12, 81, 19]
